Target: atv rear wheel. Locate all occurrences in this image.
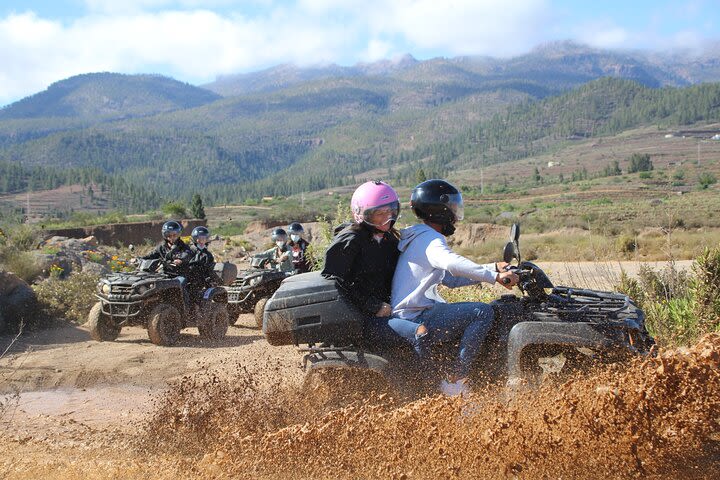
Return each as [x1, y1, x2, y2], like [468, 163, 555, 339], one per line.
[254, 297, 269, 329]
[87, 302, 120, 341]
[198, 303, 229, 340]
[147, 304, 182, 346]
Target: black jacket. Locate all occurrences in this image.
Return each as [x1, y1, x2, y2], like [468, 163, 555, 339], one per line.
[321, 223, 399, 317]
[142, 239, 192, 277]
[288, 238, 311, 273]
[188, 245, 216, 285]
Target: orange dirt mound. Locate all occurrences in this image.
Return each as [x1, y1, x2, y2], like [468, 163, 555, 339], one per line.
[141, 334, 720, 479]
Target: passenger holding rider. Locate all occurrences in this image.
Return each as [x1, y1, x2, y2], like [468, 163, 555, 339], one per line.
[390, 180, 519, 396]
[287, 222, 312, 273]
[187, 226, 217, 307]
[322, 181, 412, 345]
[255, 228, 294, 273]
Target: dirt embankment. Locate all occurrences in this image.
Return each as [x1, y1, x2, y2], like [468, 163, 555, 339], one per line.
[1, 315, 719, 479]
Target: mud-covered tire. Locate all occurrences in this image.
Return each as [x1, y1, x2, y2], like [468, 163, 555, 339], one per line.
[198, 303, 229, 340]
[227, 305, 242, 325]
[147, 304, 182, 346]
[254, 297, 269, 329]
[87, 302, 120, 342]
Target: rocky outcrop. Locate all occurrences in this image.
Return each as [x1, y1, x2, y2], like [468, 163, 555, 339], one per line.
[0, 271, 39, 333]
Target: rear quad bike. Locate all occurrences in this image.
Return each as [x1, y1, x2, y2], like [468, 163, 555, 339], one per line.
[224, 255, 292, 328]
[88, 259, 237, 346]
[261, 224, 654, 390]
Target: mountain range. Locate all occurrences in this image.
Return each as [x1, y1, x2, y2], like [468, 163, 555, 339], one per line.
[1, 40, 720, 213]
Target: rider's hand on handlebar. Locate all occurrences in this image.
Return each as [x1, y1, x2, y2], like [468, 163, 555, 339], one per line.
[375, 303, 392, 317]
[495, 261, 510, 272]
[173, 259, 183, 265]
[496, 271, 519, 290]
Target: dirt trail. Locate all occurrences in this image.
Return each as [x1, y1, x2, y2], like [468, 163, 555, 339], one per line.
[0, 268, 717, 479]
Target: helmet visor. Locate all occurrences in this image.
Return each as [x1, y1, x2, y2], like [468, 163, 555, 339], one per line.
[363, 201, 400, 227]
[445, 193, 464, 222]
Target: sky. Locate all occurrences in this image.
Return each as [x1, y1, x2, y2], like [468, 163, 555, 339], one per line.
[1, 0, 718, 106]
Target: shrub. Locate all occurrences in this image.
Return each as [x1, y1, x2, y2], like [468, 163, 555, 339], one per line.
[6, 225, 40, 251]
[690, 246, 720, 331]
[33, 272, 101, 324]
[162, 201, 187, 218]
[616, 234, 638, 255]
[0, 250, 43, 283]
[697, 172, 717, 189]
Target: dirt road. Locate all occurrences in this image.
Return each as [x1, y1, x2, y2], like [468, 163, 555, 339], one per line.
[1, 260, 718, 479]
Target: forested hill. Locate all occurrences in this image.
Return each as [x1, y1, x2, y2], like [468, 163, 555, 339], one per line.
[3, 77, 720, 212]
[3, 42, 720, 214]
[0, 73, 221, 121]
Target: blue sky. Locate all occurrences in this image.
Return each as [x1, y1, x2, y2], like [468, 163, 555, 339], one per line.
[1, 1, 718, 106]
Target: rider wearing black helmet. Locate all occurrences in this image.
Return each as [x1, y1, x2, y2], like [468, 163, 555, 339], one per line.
[287, 222, 311, 273]
[141, 220, 192, 278]
[187, 226, 217, 306]
[388, 179, 519, 396]
[254, 227, 293, 272]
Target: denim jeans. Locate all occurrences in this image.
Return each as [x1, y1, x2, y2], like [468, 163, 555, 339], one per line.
[389, 302, 494, 378]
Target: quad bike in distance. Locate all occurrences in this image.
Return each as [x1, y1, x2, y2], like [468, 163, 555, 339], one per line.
[88, 258, 237, 346]
[224, 255, 292, 328]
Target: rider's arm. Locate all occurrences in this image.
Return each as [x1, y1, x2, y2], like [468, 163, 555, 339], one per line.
[141, 244, 163, 260]
[426, 237, 497, 286]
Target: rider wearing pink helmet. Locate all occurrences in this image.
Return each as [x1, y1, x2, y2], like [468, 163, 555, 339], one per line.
[322, 181, 402, 323]
[350, 181, 400, 230]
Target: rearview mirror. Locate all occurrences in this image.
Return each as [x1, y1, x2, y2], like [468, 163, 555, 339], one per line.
[503, 242, 519, 264]
[510, 224, 520, 243]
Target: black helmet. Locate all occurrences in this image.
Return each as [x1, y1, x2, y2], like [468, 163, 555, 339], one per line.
[162, 220, 183, 239]
[288, 222, 304, 235]
[271, 227, 287, 242]
[191, 226, 210, 243]
[410, 179, 464, 226]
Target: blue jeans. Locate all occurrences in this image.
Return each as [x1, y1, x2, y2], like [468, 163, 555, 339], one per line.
[389, 302, 495, 378]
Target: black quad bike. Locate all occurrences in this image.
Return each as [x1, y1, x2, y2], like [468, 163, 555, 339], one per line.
[88, 259, 237, 346]
[261, 224, 654, 388]
[224, 255, 291, 328]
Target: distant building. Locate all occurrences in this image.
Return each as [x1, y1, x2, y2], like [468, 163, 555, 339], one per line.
[664, 134, 674, 138]
[712, 134, 720, 140]
[547, 161, 557, 168]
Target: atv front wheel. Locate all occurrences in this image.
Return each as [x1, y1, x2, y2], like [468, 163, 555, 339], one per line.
[87, 302, 120, 341]
[198, 303, 229, 340]
[147, 304, 182, 346]
[254, 297, 269, 329]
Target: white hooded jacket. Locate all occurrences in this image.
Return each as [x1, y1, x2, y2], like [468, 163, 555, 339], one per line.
[391, 224, 497, 320]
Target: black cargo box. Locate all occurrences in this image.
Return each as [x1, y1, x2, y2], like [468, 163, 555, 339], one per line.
[262, 272, 365, 346]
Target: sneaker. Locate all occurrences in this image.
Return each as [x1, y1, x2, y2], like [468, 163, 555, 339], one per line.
[440, 378, 470, 397]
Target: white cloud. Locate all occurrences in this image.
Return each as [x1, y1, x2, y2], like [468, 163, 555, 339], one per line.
[0, 7, 355, 105]
[1, 1, 718, 105]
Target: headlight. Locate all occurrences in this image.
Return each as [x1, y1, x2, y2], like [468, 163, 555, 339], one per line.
[101, 283, 111, 294]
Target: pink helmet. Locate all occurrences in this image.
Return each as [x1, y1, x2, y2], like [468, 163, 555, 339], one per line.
[350, 181, 400, 227]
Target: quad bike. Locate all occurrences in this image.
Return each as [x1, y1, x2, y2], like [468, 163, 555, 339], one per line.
[88, 259, 237, 346]
[224, 255, 292, 328]
[261, 224, 654, 389]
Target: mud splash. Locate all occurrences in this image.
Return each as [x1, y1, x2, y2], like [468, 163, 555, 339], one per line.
[141, 334, 720, 479]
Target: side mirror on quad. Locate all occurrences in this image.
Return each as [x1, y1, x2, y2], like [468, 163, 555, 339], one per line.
[503, 242, 519, 264]
[510, 223, 520, 243]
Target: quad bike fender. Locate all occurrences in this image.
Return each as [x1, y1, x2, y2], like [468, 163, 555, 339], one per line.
[304, 349, 388, 373]
[203, 287, 228, 303]
[506, 321, 621, 380]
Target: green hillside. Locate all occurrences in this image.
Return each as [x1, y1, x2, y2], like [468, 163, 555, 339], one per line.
[2, 43, 720, 217]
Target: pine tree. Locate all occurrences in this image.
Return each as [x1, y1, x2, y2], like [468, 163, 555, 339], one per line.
[190, 193, 206, 219]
